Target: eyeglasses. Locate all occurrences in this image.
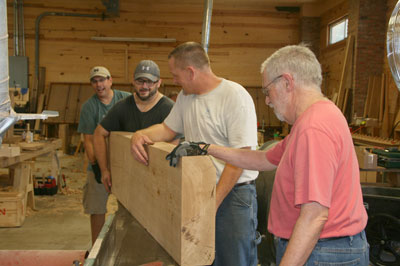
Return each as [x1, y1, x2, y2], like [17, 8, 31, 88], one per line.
[135, 79, 158, 86]
[261, 75, 283, 97]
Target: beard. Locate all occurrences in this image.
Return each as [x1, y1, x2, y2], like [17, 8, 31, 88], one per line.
[269, 91, 288, 122]
[136, 87, 157, 101]
[269, 102, 286, 122]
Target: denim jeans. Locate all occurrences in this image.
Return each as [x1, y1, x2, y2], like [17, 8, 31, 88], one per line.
[275, 230, 369, 265]
[211, 183, 261, 266]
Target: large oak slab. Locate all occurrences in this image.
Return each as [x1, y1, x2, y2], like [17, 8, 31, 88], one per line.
[110, 132, 216, 265]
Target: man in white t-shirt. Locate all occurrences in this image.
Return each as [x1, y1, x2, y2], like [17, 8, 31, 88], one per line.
[130, 42, 260, 266]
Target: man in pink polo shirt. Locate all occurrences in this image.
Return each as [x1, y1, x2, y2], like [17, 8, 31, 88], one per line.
[166, 45, 369, 265]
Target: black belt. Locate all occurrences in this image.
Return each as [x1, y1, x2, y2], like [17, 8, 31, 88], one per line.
[235, 180, 255, 187]
[280, 236, 347, 242]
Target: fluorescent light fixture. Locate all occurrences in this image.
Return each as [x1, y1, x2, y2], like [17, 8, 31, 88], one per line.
[91, 36, 176, 43]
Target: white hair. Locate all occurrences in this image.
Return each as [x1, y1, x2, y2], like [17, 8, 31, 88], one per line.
[260, 44, 322, 90]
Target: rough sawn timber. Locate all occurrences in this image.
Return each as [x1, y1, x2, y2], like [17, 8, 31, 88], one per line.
[110, 132, 216, 265]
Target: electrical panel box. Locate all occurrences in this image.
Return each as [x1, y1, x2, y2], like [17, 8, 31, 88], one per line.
[8, 56, 28, 89]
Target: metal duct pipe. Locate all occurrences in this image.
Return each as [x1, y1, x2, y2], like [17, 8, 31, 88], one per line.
[13, 0, 18, 56]
[201, 0, 213, 53]
[20, 0, 25, 56]
[12, 0, 24, 56]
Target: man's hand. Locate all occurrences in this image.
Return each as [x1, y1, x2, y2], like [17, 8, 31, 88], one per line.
[131, 132, 154, 165]
[166, 141, 209, 167]
[102, 169, 112, 193]
[91, 162, 102, 184]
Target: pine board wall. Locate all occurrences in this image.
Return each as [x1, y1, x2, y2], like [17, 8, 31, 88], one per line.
[6, 0, 301, 127]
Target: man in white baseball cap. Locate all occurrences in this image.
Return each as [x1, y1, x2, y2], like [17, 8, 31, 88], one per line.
[78, 66, 131, 250]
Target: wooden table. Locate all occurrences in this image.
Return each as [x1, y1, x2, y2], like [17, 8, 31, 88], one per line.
[360, 166, 400, 187]
[0, 139, 62, 168]
[0, 139, 62, 214]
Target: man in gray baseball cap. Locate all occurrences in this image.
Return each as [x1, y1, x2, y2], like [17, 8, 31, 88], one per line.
[94, 59, 175, 197]
[133, 60, 161, 101]
[134, 60, 160, 82]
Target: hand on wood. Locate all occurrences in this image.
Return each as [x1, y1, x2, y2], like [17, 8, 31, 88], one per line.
[130, 132, 154, 165]
[166, 141, 210, 167]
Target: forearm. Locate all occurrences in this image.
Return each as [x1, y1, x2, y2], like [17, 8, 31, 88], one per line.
[137, 123, 177, 142]
[280, 202, 328, 266]
[216, 163, 243, 209]
[207, 144, 276, 171]
[83, 134, 96, 163]
[93, 128, 109, 173]
[131, 123, 178, 165]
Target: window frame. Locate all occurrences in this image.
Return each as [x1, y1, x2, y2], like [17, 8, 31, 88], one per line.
[328, 16, 348, 46]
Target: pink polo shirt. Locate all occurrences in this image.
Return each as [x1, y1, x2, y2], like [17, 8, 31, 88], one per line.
[266, 100, 367, 239]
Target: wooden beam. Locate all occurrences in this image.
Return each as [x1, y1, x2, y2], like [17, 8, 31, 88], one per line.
[110, 132, 216, 266]
[379, 74, 386, 122]
[363, 76, 374, 117]
[336, 34, 354, 111]
[34, 93, 45, 132]
[367, 75, 382, 119]
[58, 124, 69, 154]
[381, 75, 390, 138]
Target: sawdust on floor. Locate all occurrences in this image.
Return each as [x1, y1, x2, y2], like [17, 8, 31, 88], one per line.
[27, 152, 118, 217]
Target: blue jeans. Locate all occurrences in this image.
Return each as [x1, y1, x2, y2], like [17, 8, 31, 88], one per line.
[212, 184, 261, 266]
[276, 230, 369, 265]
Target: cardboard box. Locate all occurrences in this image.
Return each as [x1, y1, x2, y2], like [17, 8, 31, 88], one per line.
[0, 191, 26, 227]
[355, 146, 377, 169]
[359, 171, 377, 183]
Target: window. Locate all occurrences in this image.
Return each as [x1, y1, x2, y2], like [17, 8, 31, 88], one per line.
[328, 17, 348, 45]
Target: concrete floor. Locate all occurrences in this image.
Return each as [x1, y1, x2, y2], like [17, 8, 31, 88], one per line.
[0, 152, 117, 251]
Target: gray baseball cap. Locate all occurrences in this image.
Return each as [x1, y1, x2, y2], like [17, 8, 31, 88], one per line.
[134, 60, 160, 82]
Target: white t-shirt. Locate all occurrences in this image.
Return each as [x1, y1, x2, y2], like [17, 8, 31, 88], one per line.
[164, 78, 259, 183]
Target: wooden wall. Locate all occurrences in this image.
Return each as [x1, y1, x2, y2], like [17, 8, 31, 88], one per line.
[6, 0, 301, 127]
[318, 0, 348, 99]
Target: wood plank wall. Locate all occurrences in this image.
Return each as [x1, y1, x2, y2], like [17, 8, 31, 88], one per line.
[6, 0, 300, 127]
[318, 1, 348, 100]
[318, 0, 400, 140]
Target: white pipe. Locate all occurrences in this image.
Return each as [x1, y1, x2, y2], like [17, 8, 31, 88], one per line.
[201, 0, 213, 53]
[0, 0, 11, 112]
[0, 0, 17, 142]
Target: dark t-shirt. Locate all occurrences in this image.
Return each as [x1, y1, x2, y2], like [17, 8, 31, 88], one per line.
[100, 95, 174, 132]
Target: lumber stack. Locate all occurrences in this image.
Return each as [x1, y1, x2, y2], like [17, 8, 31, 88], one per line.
[109, 132, 216, 265]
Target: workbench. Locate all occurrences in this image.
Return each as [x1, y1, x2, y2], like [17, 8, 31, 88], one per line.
[360, 166, 400, 186]
[0, 139, 62, 227]
[0, 139, 62, 168]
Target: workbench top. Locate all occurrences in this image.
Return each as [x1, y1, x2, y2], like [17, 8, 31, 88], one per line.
[0, 139, 62, 168]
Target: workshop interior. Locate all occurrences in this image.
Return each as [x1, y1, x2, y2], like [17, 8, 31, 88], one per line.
[0, 0, 399, 265]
